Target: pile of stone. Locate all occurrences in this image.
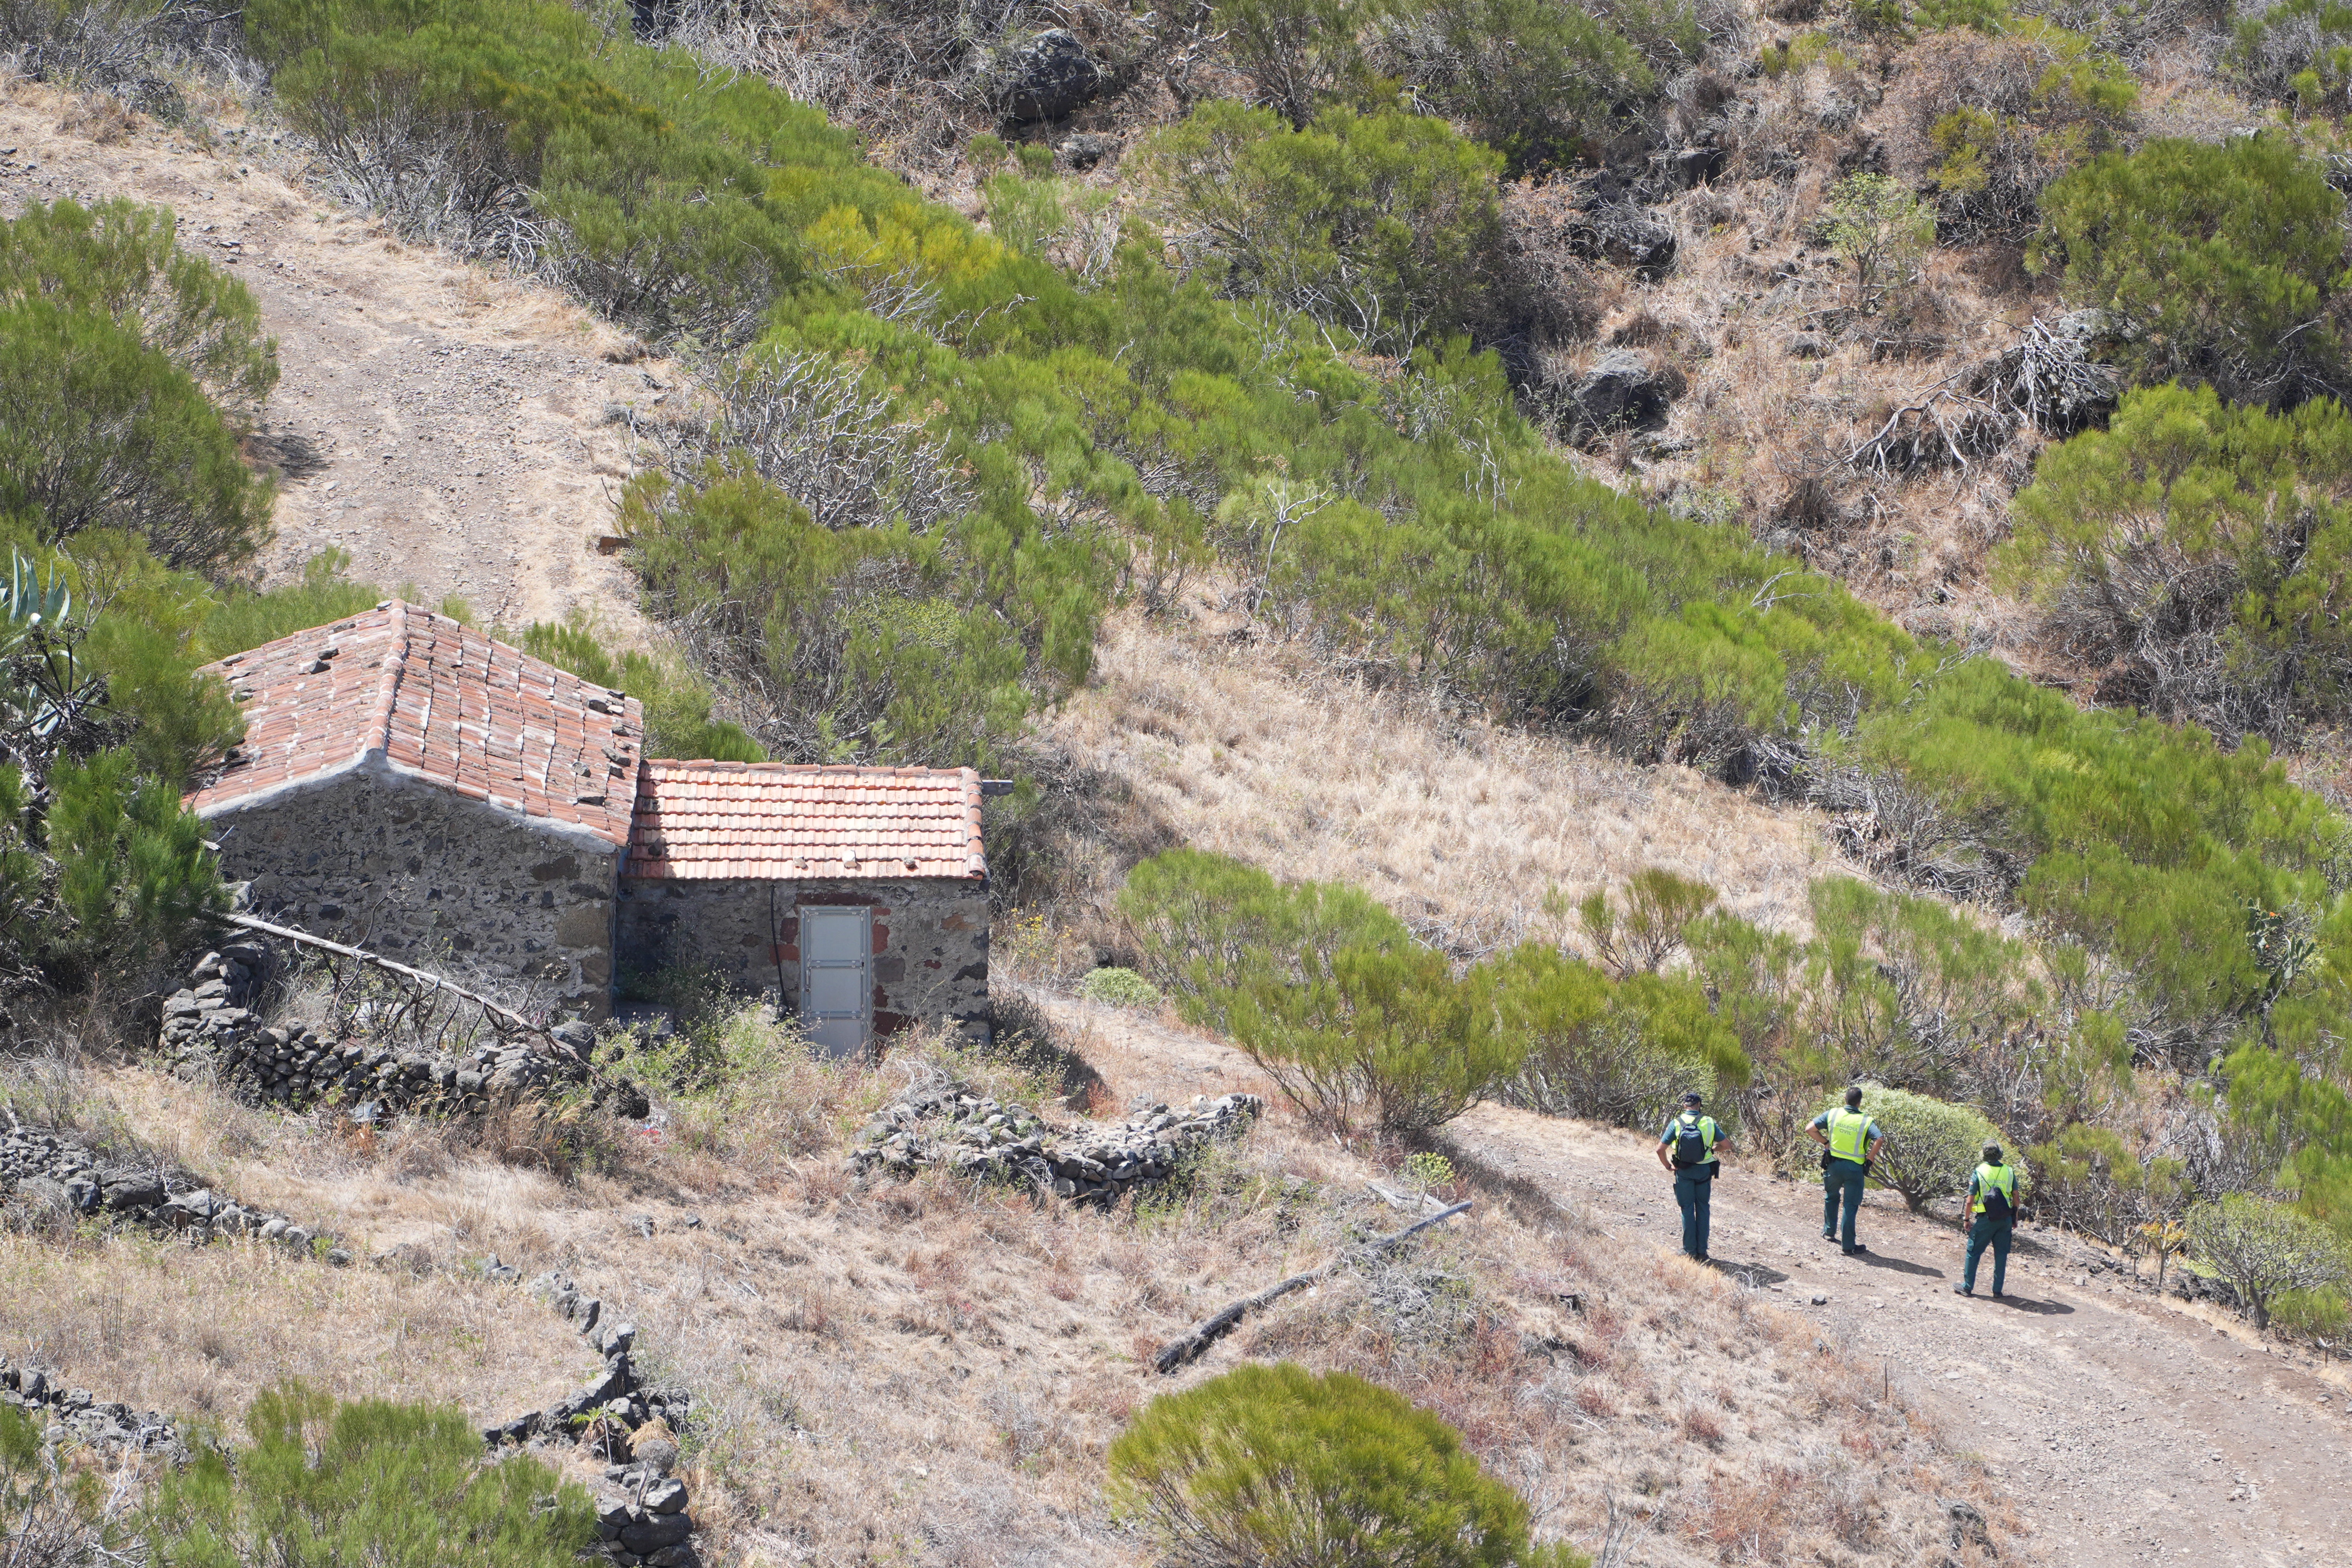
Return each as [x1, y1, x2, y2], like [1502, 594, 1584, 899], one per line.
[851, 1087, 1262, 1204]
[486, 1275, 694, 1446]
[482, 1274, 701, 1568]
[593, 1463, 697, 1568]
[0, 1356, 184, 1455]
[159, 946, 649, 1120]
[0, 1116, 347, 1260]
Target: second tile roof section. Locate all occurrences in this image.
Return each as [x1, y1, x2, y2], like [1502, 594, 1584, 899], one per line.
[625, 761, 986, 881]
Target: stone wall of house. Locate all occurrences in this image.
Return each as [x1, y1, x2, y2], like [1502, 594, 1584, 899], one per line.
[614, 876, 989, 1039]
[204, 767, 622, 1017]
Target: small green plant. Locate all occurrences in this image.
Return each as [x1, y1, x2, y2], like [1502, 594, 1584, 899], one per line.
[1572, 866, 1718, 978]
[1403, 1150, 1455, 1189]
[1077, 966, 1163, 1009]
[1107, 1363, 1588, 1568]
[1823, 173, 1934, 308]
[142, 1381, 595, 1566]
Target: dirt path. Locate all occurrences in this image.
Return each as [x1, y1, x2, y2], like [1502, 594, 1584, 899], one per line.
[0, 81, 661, 632]
[1025, 987, 2352, 1568]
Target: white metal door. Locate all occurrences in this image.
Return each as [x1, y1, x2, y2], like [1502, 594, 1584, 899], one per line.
[799, 906, 870, 1057]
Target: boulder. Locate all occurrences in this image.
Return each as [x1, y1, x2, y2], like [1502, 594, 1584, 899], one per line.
[994, 30, 1101, 123]
[1568, 349, 1685, 435]
[1573, 201, 1676, 278]
[619, 1514, 694, 1554]
[99, 1174, 167, 1211]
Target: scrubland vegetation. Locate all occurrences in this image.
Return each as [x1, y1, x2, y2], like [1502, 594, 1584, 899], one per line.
[9, 0, 2352, 1558]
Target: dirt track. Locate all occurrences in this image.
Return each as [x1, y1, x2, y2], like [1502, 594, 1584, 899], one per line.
[0, 80, 657, 633]
[1034, 987, 2352, 1568]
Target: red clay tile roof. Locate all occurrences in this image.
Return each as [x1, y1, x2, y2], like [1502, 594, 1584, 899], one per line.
[186, 602, 645, 847]
[624, 761, 986, 882]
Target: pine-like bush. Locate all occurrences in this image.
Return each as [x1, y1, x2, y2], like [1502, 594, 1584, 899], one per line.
[2031, 134, 2345, 399]
[1108, 1363, 1587, 1568]
[143, 1382, 595, 1568]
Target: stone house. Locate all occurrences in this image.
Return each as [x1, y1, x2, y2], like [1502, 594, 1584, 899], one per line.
[186, 602, 990, 1049]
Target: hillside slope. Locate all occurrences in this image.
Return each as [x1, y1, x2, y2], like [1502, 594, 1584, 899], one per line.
[1037, 990, 2352, 1568]
[0, 77, 654, 633]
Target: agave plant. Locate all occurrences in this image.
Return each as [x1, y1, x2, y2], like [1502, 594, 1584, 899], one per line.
[0, 547, 103, 766]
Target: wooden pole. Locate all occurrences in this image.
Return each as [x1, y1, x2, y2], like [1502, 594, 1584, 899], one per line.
[1151, 1200, 1471, 1374]
[216, 911, 574, 1056]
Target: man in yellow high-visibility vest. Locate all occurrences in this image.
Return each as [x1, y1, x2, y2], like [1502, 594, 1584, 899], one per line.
[1954, 1143, 2019, 1299]
[1807, 1085, 1882, 1255]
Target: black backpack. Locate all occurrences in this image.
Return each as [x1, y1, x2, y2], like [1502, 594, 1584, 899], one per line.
[1671, 1115, 1715, 1170]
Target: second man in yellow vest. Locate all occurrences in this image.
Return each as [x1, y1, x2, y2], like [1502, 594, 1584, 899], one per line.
[1808, 1086, 1882, 1255]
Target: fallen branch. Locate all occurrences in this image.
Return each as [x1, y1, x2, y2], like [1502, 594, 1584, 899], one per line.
[1151, 1200, 1471, 1373]
[216, 911, 574, 1057]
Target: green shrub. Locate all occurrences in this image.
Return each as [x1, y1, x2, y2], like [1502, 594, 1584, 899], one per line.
[0, 298, 274, 573]
[2026, 1122, 2188, 1248]
[1107, 1363, 1587, 1568]
[2186, 1192, 2349, 1330]
[0, 1400, 130, 1567]
[1223, 941, 1521, 1133]
[1122, 848, 1410, 1005]
[1822, 173, 1934, 308]
[2269, 1283, 2351, 1341]
[1078, 966, 1163, 1009]
[1491, 948, 1746, 1128]
[1368, 0, 1660, 175]
[0, 197, 277, 428]
[2230, 0, 2352, 109]
[1216, 0, 1371, 125]
[1573, 865, 1717, 977]
[46, 745, 225, 986]
[196, 549, 384, 658]
[2001, 382, 2352, 742]
[1843, 1084, 2000, 1215]
[2031, 134, 2345, 399]
[1138, 101, 1508, 352]
[143, 1381, 594, 1567]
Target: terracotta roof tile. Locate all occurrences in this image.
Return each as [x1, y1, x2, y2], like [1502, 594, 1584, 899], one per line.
[186, 602, 644, 846]
[623, 761, 985, 882]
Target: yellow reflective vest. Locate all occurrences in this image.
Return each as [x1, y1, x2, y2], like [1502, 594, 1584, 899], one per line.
[1970, 1162, 2017, 1217]
[1826, 1107, 1874, 1163]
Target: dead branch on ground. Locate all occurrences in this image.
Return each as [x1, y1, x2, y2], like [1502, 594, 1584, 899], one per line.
[1151, 1199, 1470, 1372]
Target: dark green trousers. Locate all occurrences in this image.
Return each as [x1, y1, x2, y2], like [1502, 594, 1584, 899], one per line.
[1822, 1158, 1866, 1248]
[1964, 1214, 2013, 1294]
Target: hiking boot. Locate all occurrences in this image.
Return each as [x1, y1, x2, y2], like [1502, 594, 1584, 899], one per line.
[1842, 1244, 1867, 1255]
[1952, 1284, 1973, 1296]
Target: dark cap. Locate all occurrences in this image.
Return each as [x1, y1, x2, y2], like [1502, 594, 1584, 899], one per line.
[1680, 1091, 1703, 1105]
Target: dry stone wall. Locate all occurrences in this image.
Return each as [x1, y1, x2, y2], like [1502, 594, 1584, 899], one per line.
[204, 766, 623, 1015]
[484, 1274, 705, 1568]
[161, 945, 650, 1120]
[852, 1087, 1263, 1204]
[616, 875, 990, 1039]
[0, 1356, 185, 1456]
[1, 1116, 351, 1259]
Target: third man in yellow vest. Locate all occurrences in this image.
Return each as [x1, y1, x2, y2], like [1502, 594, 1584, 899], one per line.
[1953, 1143, 2019, 1299]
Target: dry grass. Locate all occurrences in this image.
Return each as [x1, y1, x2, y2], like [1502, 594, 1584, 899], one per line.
[0, 1231, 595, 1436]
[1023, 611, 1849, 962]
[56, 998, 2009, 1568]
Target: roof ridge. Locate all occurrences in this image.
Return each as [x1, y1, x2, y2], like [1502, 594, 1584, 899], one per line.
[368, 600, 410, 767]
